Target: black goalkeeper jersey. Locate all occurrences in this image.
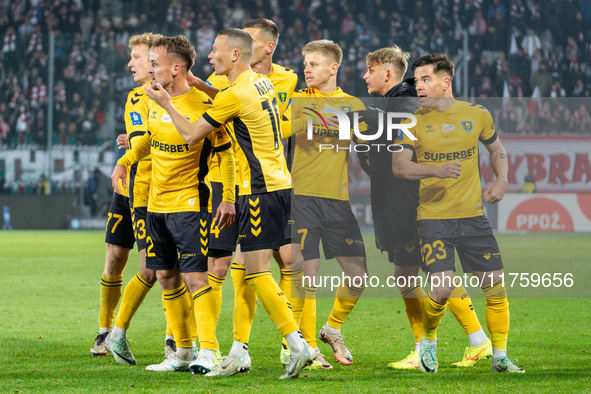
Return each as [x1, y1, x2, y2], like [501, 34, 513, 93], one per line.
[360, 79, 421, 252]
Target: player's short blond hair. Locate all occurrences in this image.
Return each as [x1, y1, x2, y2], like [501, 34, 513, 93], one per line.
[366, 46, 410, 76]
[303, 40, 343, 66]
[128, 32, 162, 50]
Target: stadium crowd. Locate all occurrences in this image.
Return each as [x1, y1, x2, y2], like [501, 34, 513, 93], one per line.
[1, 0, 591, 148]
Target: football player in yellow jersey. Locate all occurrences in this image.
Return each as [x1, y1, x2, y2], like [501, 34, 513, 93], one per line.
[281, 40, 368, 368]
[91, 33, 162, 359]
[392, 53, 524, 373]
[146, 28, 314, 379]
[112, 35, 236, 374]
[195, 19, 304, 371]
[358, 47, 492, 370]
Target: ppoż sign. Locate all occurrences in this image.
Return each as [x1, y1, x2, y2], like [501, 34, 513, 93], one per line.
[498, 193, 591, 232]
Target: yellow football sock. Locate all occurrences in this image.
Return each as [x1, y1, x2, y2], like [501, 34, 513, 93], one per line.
[401, 284, 425, 343]
[280, 268, 304, 349]
[162, 285, 192, 348]
[99, 274, 123, 329]
[448, 285, 482, 335]
[280, 268, 305, 324]
[192, 285, 217, 351]
[483, 279, 510, 351]
[245, 271, 298, 337]
[231, 262, 257, 343]
[423, 291, 447, 341]
[208, 273, 225, 349]
[114, 273, 153, 330]
[327, 284, 364, 329]
[187, 290, 197, 343]
[163, 292, 173, 337]
[300, 286, 317, 348]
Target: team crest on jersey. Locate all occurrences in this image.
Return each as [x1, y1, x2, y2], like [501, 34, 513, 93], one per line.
[425, 125, 434, 132]
[441, 123, 455, 132]
[278, 91, 288, 104]
[150, 110, 157, 119]
[340, 105, 353, 113]
[461, 121, 474, 132]
[130, 112, 143, 126]
[161, 113, 171, 123]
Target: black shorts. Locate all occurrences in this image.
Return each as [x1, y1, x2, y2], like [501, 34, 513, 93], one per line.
[145, 211, 212, 273]
[132, 206, 148, 251]
[237, 189, 290, 252]
[388, 243, 423, 267]
[418, 215, 503, 274]
[105, 192, 135, 249]
[209, 182, 239, 257]
[292, 195, 365, 260]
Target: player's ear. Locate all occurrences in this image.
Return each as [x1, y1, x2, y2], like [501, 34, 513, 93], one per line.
[232, 49, 240, 62]
[171, 64, 180, 76]
[442, 76, 451, 91]
[330, 63, 339, 76]
[385, 68, 392, 82]
[266, 41, 275, 56]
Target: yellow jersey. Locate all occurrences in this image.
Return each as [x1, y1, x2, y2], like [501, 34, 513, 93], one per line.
[202, 69, 291, 196]
[206, 64, 298, 183]
[283, 87, 366, 201]
[118, 87, 232, 213]
[399, 100, 497, 220]
[123, 85, 151, 208]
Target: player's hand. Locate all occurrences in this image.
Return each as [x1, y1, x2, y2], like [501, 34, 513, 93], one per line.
[483, 177, 508, 204]
[111, 164, 127, 194]
[187, 72, 204, 88]
[436, 161, 461, 179]
[215, 201, 235, 231]
[144, 83, 172, 109]
[116, 134, 129, 150]
[318, 116, 339, 129]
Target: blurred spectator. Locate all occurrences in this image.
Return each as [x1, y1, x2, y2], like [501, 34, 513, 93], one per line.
[521, 28, 541, 59]
[571, 104, 591, 132]
[531, 62, 552, 97]
[553, 102, 571, 130]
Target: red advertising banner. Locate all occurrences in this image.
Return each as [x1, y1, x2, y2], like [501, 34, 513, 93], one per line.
[480, 136, 591, 193]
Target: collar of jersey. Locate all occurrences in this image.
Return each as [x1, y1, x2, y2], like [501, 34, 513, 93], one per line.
[308, 87, 344, 97]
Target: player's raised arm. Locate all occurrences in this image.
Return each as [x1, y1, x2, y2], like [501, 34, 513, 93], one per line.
[392, 148, 461, 180]
[145, 83, 216, 145]
[482, 138, 508, 204]
[187, 71, 220, 99]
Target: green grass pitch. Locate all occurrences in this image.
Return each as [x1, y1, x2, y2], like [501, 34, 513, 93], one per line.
[1, 231, 590, 393]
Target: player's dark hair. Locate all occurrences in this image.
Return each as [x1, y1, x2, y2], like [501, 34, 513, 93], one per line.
[217, 28, 254, 60]
[243, 18, 279, 44]
[412, 53, 455, 78]
[151, 35, 196, 69]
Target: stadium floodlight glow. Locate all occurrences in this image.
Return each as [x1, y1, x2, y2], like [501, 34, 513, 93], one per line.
[304, 107, 418, 141]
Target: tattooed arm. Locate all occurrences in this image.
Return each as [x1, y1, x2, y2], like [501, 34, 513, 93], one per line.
[482, 138, 509, 204]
